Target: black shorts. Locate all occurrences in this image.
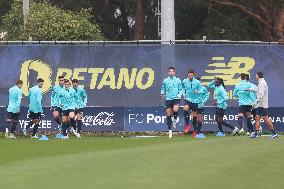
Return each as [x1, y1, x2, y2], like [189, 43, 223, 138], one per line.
[165, 99, 180, 109]
[255, 107, 268, 116]
[75, 108, 84, 115]
[6, 112, 20, 120]
[29, 112, 41, 120]
[216, 108, 226, 117]
[62, 109, 75, 116]
[251, 108, 256, 118]
[184, 100, 198, 112]
[52, 106, 62, 114]
[197, 107, 204, 114]
[239, 105, 252, 114]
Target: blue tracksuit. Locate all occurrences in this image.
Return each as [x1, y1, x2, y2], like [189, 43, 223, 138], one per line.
[207, 80, 216, 89]
[51, 85, 65, 107]
[182, 77, 202, 103]
[208, 80, 228, 109]
[59, 88, 77, 110]
[161, 76, 183, 100]
[74, 87, 88, 109]
[233, 80, 253, 106]
[248, 82, 257, 105]
[7, 86, 23, 113]
[197, 86, 209, 108]
[215, 85, 228, 109]
[28, 85, 43, 113]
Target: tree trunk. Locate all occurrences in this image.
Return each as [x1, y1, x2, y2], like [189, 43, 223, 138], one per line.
[275, 9, 284, 40]
[135, 0, 144, 40]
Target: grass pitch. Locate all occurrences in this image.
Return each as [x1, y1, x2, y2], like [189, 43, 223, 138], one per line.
[0, 135, 283, 189]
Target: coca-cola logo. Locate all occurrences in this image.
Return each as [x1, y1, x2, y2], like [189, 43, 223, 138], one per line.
[82, 112, 116, 126]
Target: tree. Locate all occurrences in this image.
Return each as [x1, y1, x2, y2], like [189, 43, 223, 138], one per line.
[0, 0, 12, 19]
[175, 0, 209, 40]
[46, 0, 92, 11]
[175, 0, 259, 41]
[1, 1, 103, 40]
[3, 0, 151, 41]
[47, 0, 158, 40]
[208, 0, 284, 41]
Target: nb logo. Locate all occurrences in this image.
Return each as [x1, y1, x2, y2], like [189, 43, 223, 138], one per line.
[201, 57, 255, 86]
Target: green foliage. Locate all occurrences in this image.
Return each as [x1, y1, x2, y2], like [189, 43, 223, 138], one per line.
[175, 0, 208, 40]
[49, 0, 158, 40]
[1, 0, 280, 41]
[0, 1, 23, 40]
[1, 1, 103, 40]
[0, 0, 13, 18]
[195, 12, 253, 41]
[42, 0, 92, 12]
[175, 0, 260, 41]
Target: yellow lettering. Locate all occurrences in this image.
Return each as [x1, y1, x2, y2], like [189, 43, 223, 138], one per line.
[88, 68, 104, 89]
[97, 68, 116, 89]
[136, 68, 154, 89]
[116, 68, 137, 89]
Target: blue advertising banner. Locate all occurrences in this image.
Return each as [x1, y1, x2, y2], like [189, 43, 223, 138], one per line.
[125, 107, 184, 132]
[124, 107, 284, 132]
[1, 107, 124, 132]
[81, 107, 124, 132]
[0, 44, 284, 108]
[1, 106, 283, 133]
[172, 44, 284, 107]
[0, 45, 161, 107]
[17, 107, 54, 132]
[0, 107, 7, 132]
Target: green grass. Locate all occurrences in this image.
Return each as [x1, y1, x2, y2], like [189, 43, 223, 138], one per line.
[0, 135, 283, 189]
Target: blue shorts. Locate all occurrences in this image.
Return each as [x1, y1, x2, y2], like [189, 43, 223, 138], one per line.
[6, 111, 20, 120]
[251, 108, 256, 118]
[165, 99, 180, 109]
[184, 100, 198, 112]
[255, 107, 268, 116]
[29, 112, 41, 120]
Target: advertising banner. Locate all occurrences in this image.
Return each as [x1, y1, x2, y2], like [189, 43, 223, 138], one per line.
[1, 106, 283, 132]
[1, 44, 284, 107]
[124, 106, 284, 132]
[1, 107, 124, 132]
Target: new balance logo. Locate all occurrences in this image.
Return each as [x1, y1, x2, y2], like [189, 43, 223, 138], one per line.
[201, 57, 255, 86]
